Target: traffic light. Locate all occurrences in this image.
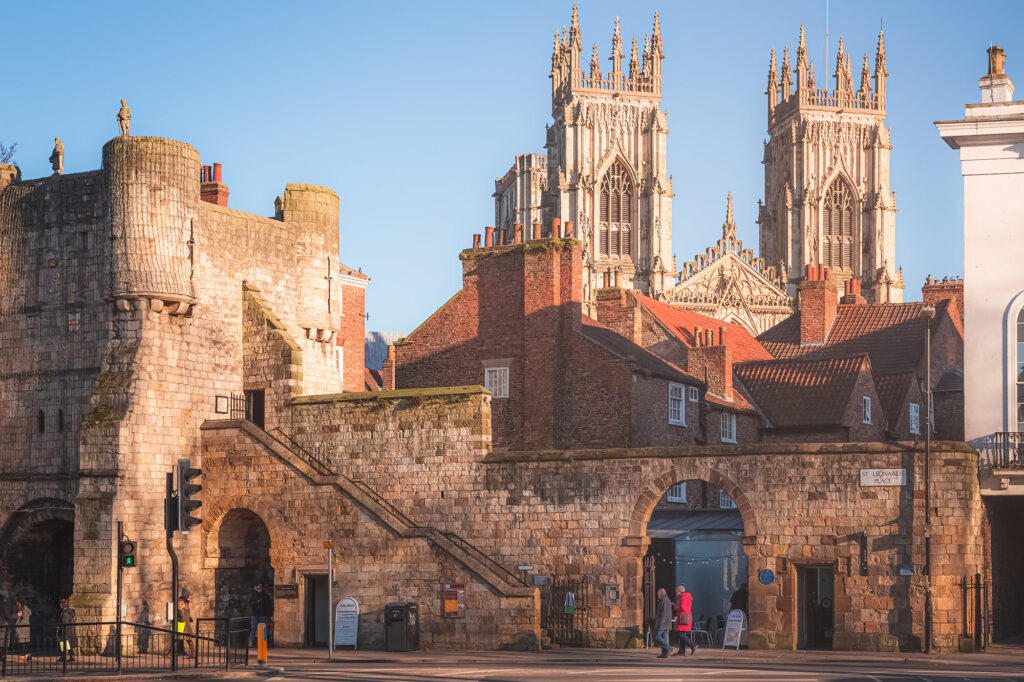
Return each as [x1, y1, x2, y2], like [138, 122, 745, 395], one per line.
[119, 539, 137, 568]
[176, 458, 203, 534]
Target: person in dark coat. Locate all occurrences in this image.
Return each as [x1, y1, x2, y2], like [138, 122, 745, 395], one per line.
[9, 600, 31, 661]
[730, 583, 749, 615]
[673, 584, 697, 656]
[653, 588, 674, 658]
[248, 584, 273, 648]
[57, 597, 77, 662]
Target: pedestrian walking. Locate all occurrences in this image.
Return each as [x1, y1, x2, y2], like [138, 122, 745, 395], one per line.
[730, 582, 749, 615]
[179, 595, 195, 658]
[248, 584, 273, 648]
[673, 584, 697, 656]
[57, 597, 77, 662]
[9, 600, 31, 662]
[653, 588, 674, 658]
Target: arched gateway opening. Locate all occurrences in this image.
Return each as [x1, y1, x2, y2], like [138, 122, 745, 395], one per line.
[212, 509, 273, 621]
[633, 474, 754, 647]
[0, 501, 75, 615]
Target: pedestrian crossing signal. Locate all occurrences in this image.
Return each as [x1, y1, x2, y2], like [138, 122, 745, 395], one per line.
[119, 540, 137, 568]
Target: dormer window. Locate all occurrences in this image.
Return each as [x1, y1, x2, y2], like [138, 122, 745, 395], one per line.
[862, 396, 872, 424]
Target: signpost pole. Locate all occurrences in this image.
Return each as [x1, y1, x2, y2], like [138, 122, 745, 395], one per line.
[326, 540, 334, 661]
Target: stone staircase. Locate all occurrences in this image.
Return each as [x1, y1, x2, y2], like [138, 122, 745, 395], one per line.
[203, 419, 535, 599]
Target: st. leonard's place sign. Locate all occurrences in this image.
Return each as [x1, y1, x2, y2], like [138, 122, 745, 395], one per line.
[859, 468, 906, 487]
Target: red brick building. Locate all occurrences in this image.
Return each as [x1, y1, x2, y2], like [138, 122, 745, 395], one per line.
[384, 237, 705, 450]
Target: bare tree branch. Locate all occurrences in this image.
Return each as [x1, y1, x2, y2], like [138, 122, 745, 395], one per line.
[0, 141, 17, 165]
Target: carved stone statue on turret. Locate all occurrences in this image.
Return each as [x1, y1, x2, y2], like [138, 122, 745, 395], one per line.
[49, 137, 64, 175]
[117, 99, 132, 137]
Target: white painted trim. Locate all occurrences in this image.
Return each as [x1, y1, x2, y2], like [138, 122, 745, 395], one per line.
[338, 274, 369, 289]
[1003, 289, 1024, 432]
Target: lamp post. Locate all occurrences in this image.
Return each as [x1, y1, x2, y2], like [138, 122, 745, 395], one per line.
[921, 304, 936, 654]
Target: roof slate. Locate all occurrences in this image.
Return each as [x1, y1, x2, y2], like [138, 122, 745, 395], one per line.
[632, 293, 774, 363]
[873, 371, 917, 429]
[757, 300, 955, 376]
[733, 355, 871, 428]
[579, 316, 701, 386]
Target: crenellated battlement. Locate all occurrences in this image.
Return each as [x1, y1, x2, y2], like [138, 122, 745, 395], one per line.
[551, 4, 664, 107]
[768, 25, 887, 127]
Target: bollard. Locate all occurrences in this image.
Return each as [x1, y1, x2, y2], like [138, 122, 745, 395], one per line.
[257, 623, 268, 667]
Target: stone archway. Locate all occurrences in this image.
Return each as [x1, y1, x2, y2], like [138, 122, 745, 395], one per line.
[627, 464, 760, 645]
[0, 500, 75, 614]
[210, 509, 273, 619]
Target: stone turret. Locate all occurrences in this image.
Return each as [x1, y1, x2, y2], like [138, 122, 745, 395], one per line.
[281, 184, 341, 340]
[104, 136, 200, 311]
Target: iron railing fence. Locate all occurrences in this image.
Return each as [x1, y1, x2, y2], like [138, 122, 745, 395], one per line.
[960, 573, 989, 651]
[229, 393, 247, 421]
[987, 432, 1024, 469]
[0, 617, 247, 677]
[541, 576, 591, 647]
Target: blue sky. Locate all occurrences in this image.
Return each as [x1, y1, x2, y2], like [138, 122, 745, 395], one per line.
[3, 1, 1012, 332]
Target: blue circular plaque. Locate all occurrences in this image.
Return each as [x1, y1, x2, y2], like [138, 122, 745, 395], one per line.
[758, 569, 775, 585]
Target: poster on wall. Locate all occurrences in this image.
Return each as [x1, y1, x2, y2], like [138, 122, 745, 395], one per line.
[442, 583, 465, 618]
[334, 597, 359, 648]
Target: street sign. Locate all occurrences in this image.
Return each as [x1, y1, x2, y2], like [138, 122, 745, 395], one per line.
[334, 597, 359, 648]
[324, 540, 334, 549]
[859, 468, 906, 487]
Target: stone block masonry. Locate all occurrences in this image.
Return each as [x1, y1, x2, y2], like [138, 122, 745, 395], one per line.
[196, 385, 984, 652]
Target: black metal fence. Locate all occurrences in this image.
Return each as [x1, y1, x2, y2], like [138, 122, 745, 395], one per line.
[0, 617, 248, 677]
[541, 576, 590, 646]
[960, 573, 989, 651]
[983, 432, 1024, 468]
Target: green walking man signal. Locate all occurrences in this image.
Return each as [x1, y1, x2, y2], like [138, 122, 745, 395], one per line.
[119, 539, 137, 568]
[176, 458, 203, 534]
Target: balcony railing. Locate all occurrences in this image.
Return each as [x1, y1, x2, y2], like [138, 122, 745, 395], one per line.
[984, 432, 1024, 469]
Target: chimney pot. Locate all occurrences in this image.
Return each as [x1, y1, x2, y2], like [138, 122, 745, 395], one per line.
[551, 217, 561, 239]
[614, 268, 622, 288]
[473, 234, 481, 249]
[514, 223, 523, 244]
[213, 162, 222, 183]
[806, 264, 815, 280]
[200, 166, 206, 182]
[817, 264, 826, 281]
[484, 226, 495, 247]
[695, 327, 703, 347]
[563, 220, 573, 238]
[533, 222, 542, 240]
[719, 327, 726, 346]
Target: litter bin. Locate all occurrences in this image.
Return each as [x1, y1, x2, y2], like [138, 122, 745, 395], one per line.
[385, 602, 419, 651]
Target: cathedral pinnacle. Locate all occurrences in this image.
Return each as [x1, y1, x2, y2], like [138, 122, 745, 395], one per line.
[611, 16, 624, 73]
[767, 48, 779, 107]
[860, 52, 872, 92]
[875, 28, 887, 77]
[798, 24, 806, 55]
[590, 42, 601, 77]
[570, 3, 581, 48]
[723, 192, 737, 240]
[629, 35, 639, 80]
[781, 45, 792, 98]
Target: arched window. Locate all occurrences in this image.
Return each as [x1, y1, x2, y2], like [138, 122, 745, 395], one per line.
[599, 161, 634, 258]
[1017, 308, 1024, 428]
[822, 178, 854, 270]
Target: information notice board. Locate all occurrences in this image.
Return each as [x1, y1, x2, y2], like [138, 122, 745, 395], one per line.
[334, 597, 359, 648]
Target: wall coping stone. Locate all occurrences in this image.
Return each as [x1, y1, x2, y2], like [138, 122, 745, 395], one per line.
[485, 440, 977, 463]
[288, 385, 490, 404]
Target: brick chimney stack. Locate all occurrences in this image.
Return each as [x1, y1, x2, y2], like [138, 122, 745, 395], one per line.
[799, 264, 838, 345]
[200, 162, 230, 207]
[922, 275, 964, 326]
[687, 325, 733, 398]
[840, 278, 867, 305]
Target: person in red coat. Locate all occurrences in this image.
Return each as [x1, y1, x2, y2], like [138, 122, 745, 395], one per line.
[673, 584, 698, 656]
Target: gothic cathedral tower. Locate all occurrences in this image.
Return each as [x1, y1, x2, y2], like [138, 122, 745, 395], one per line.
[758, 27, 903, 303]
[546, 6, 673, 302]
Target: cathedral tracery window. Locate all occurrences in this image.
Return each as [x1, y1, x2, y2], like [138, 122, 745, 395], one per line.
[599, 161, 633, 258]
[822, 178, 854, 270]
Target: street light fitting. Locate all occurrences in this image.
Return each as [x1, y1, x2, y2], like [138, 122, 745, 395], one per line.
[921, 305, 936, 319]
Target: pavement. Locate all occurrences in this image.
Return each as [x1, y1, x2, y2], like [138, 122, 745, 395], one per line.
[239, 643, 1024, 681]
[8, 644, 1022, 681]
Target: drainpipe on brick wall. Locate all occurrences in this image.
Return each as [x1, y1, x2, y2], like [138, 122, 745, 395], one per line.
[922, 304, 936, 653]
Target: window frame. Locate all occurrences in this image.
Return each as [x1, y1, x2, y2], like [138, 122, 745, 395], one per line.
[484, 366, 510, 399]
[720, 412, 737, 443]
[719, 490, 737, 509]
[909, 402, 920, 435]
[668, 382, 686, 426]
[667, 482, 687, 503]
[687, 386, 699, 402]
[862, 396, 872, 424]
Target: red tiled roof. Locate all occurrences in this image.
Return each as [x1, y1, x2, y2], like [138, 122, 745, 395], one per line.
[579, 316, 701, 386]
[733, 355, 870, 427]
[758, 300, 956, 376]
[873, 371, 917, 429]
[632, 293, 774, 363]
[364, 367, 383, 391]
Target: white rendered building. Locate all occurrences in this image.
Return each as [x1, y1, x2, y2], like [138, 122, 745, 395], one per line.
[937, 46, 1024, 486]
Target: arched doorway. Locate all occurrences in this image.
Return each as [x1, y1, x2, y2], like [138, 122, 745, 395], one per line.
[0, 501, 75, 617]
[642, 478, 749, 645]
[213, 509, 273, 620]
